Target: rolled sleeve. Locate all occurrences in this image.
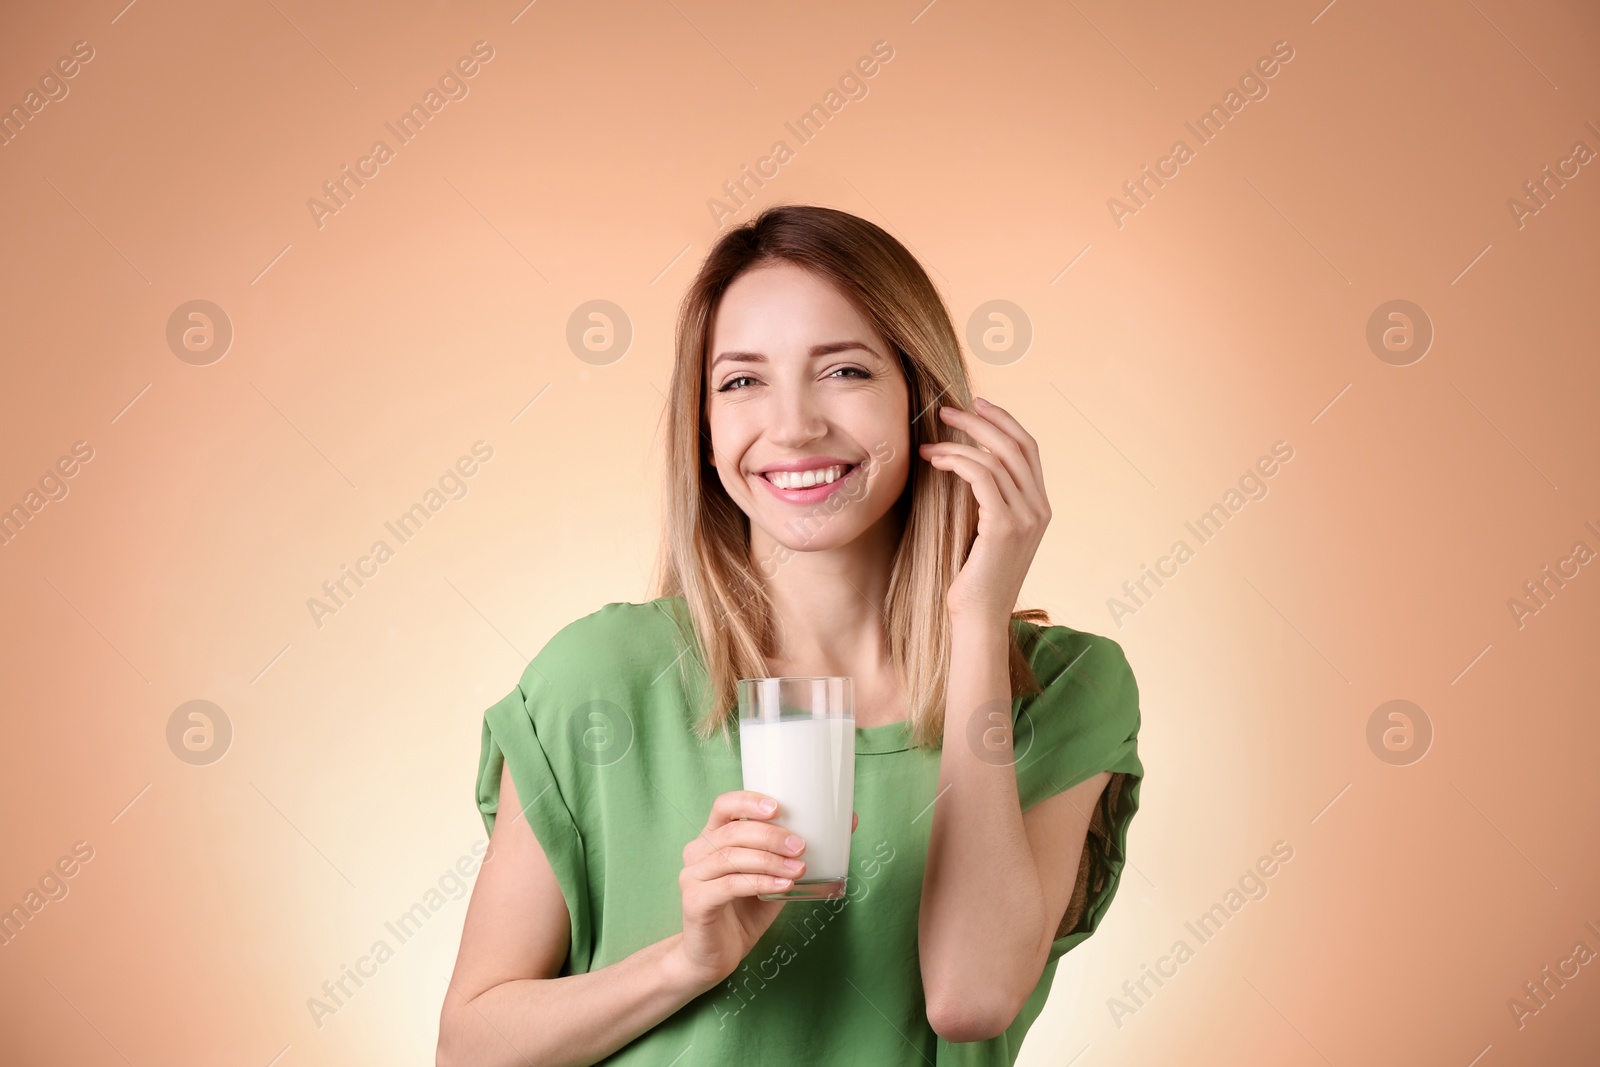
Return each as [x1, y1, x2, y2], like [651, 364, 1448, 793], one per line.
[476, 681, 594, 976]
[1010, 626, 1144, 959]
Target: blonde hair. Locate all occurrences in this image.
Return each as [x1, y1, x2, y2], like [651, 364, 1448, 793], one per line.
[652, 203, 1045, 751]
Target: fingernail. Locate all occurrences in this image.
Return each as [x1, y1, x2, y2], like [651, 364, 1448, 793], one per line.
[759, 798, 777, 813]
[785, 834, 805, 853]
[775, 878, 793, 887]
[975, 396, 990, 407]
[783, 858, 805, 871]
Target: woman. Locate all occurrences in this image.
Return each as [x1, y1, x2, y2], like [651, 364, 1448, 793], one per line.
[437, 204, 1143, 1066]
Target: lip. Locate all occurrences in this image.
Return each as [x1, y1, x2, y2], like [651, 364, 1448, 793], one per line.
[751, 458, 861, 504]
[756, 455, 856, 475]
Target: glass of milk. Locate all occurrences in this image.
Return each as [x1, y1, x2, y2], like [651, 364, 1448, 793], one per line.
[737, 676, 855, 900]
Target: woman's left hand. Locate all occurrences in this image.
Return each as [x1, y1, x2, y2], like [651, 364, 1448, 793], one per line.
[919, 397, 1052, 626]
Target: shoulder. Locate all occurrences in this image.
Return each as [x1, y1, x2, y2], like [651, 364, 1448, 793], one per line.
[517, 596, 695, 698]
[1007, 620, 1143, 796]
[1011, 618, 1139, 724]
[1013, 618, 1135, 683]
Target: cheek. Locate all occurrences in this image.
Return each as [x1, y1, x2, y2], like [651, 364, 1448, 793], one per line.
[865, 448, 911, 504]
[702, 405, 736, 468]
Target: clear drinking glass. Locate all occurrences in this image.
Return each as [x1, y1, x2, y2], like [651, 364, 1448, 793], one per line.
[737, 676, 856, 900]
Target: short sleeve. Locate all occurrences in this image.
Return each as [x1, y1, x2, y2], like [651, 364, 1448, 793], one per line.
[1010, 624, 1143, 960]
[475, 680, 594, 976]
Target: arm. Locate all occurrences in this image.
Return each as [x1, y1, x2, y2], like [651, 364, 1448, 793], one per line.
[436, 761, 716, 1067]
[917, 396, 1113, 1042]
[918, 617, 1111, 1043]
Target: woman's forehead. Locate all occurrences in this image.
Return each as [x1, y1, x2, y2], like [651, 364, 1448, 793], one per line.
[710, 268, 884, 362]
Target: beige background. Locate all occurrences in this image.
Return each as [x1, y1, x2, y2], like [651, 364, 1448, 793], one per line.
[1, 0, 1597, 1063]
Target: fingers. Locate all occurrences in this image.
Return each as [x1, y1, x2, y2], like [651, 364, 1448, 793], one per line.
[685, 818, 802, 862]
[680, 826, 802, 902]
[684, 792, 792, 867]
[687, 844, 806, 884]
[971, 397, 1043, 480]
[920, 441, 1021, 509]
[687, 870, 797, 903]
[935, 399, 1046, 497]
[922, 446, 1014, 516]
[923, 398, 1053, 531]
[705, 791, 780, 831]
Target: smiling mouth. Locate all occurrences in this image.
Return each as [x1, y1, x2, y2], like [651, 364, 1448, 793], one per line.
[761, 463, 854, 490]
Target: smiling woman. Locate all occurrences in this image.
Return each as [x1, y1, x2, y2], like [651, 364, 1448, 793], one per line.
[438, 205, 1144, 1066]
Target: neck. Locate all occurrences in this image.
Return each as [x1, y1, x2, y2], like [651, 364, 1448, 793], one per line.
[749, 512, 902, 676]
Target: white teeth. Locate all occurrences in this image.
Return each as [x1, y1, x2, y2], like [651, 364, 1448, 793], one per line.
[766, 464, 847, 489]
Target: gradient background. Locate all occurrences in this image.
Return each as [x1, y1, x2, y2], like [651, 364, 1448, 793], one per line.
[2, 0, 1598, 1064]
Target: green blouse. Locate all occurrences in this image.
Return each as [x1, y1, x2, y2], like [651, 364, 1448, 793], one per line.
[474, 596, 1143, 1065]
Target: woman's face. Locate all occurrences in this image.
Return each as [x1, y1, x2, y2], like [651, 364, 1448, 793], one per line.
[705, 260, 911, 572]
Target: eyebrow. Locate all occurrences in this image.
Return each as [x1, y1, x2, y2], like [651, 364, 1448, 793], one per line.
[710, 340, 880, 371]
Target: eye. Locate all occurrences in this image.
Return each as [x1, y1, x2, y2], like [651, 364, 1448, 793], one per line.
[829, 366, 872, 381]
[717, 374, 758, 392]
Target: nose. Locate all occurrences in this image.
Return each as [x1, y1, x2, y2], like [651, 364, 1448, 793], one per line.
[767, 379, 826, 448]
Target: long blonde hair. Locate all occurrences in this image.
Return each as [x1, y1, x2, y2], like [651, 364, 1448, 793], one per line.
[652, 203, 1046, 751]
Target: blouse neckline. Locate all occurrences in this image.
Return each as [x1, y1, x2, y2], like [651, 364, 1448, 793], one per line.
[654, 596, 919, 756]
[854, 718, 911, 755]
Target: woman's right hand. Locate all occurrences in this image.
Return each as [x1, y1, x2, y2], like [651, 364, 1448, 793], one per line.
[674, 791, 856, 990]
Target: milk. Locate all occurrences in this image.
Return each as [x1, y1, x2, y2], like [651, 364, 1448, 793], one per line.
[739, 715, 855, 885]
